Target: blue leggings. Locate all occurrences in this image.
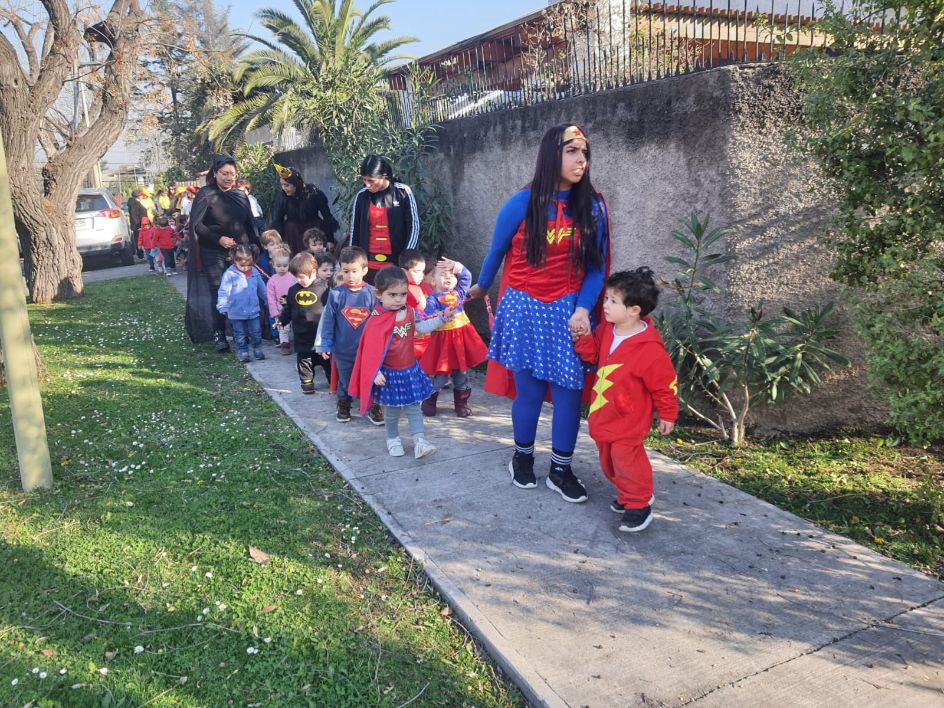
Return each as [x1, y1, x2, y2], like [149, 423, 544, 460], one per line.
[511, 369, 583, 454]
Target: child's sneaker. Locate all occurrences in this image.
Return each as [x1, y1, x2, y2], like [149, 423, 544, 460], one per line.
[414, 437, 436, 459]
[508, 452, 537, 489]
[253, 349, 266, 360]
[387, 437, 405, 457]
[367, 403, 385, 426]
[546, 465, 588, 503]
[610, 494, 655, 513]
[237, 351, 251, 363]
[336, 398, 352, 423]
[618, 506, 653, 533]
[279, 342, 292, 355]
[301, 380, 315, 394]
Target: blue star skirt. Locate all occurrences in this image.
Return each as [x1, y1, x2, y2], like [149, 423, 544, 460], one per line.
[488, 287, 586, 390]
[373, 363, 435, 406]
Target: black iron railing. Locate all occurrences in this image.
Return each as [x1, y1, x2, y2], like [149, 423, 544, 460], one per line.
[389, 0, 830, 124]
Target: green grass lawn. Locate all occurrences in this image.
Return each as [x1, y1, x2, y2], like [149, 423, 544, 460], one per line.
[0, 277, 519, 707]
[646, 428, 944, 579]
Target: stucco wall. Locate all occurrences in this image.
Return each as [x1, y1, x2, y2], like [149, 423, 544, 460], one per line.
[277, 64, 886, 434]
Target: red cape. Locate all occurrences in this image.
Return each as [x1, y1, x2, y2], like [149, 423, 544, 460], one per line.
[349, 306, 400, 415]
[483, 193, 611, 405]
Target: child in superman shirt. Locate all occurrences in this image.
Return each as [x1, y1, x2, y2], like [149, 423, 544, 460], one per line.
[573, 267, 678, 534]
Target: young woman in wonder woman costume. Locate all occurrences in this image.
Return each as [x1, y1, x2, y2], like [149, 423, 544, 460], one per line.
[466, 124, 610, 504]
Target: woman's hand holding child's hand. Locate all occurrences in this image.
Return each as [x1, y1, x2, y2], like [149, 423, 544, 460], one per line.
[568, 307, 591, 338]
[374, 372, 386, 386]
[466, 285, 486, 300]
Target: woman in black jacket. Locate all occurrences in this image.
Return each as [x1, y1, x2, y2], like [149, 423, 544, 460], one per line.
[185, 154, 263, 350]
[348, 154, 420, 284]
[267, 164, 339, 255]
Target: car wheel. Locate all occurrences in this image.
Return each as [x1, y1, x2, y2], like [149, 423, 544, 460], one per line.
[118, 244, 135, 266]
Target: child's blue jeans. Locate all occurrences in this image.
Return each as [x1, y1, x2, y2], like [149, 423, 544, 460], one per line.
[230, 318, 262, 354]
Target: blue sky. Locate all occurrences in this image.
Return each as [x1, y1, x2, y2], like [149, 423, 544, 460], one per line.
[227, 0, 549, 62]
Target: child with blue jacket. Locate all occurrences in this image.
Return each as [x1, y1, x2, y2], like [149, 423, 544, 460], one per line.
[216, 244, 269, 363]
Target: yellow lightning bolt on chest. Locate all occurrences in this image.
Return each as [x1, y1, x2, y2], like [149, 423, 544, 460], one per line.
[589, 363, 623, 415]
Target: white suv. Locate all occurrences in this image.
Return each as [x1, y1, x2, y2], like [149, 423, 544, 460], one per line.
[75, 188, 135, 265]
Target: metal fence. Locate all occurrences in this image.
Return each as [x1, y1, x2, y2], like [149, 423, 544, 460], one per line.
[389, 0, 829, 124]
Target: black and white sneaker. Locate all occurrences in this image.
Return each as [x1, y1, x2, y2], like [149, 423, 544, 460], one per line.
[546, 467, 588, 503]
[610, 494, 655, 513]
[618, 506, 653, 533]
[508, 453, 537, 489]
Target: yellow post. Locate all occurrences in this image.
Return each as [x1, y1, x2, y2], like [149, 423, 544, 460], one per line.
[0, 134, 53, 491]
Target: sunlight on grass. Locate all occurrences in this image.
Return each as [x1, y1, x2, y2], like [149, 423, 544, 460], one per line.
[0, 277, 518, 706]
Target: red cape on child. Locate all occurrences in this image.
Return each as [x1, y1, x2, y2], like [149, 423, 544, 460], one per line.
[348, 306, 400, 416]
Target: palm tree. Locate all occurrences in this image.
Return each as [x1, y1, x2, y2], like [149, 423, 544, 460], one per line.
[208, 0, 415, 150]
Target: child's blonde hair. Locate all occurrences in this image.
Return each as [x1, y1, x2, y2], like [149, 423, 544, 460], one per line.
[261, 229, 282, 246]
[270, 243, 291, 259]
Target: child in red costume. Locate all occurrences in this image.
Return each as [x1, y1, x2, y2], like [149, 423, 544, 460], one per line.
[574, 268, 678, 533]
[398, 249, 433, 358]
[419, 258, 488, 417]
[350, 267, 454, 460]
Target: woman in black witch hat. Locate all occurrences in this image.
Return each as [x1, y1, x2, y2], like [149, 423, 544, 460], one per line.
[185, 154, 263, 351]
[267, 164, 339, 255]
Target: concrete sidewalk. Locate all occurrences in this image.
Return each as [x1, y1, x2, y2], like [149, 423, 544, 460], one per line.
[165, 276, 943, 707]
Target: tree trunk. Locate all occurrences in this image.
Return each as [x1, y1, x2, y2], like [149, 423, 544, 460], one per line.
[16, 196, 84, 304]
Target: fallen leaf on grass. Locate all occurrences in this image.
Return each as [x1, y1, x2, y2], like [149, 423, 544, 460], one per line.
[41, 648, 55, 657]
[248, 546, 271, 565]
[262, 604, 277, 614]
[440, 606, 452, 617]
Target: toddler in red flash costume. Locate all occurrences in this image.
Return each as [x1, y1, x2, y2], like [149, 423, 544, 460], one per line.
[398, 248, 433, 359]
[573, 267, 678, 534]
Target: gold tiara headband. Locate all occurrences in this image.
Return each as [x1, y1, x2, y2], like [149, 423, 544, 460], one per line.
[273, 162, 293, 179]
[561, 125, 587, 144]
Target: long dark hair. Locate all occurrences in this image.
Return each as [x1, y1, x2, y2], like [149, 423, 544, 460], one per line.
[360, 154, 397, 183]
[523, 124, 603, 271]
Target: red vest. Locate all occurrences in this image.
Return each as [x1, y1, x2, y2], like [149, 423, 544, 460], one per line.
[367, 202, 393, 270]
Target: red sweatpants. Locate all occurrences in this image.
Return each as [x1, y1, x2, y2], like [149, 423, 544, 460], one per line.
[597, 439, 652, 509]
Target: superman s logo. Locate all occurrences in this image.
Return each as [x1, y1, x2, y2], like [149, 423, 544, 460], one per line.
[342, 306, 370, 329]
[295, 289, 317, 307]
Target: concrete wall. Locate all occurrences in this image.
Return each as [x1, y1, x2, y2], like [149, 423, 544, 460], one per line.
[278, 64, 885, 434]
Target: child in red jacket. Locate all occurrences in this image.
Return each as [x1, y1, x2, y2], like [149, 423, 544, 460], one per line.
[151, 215, 178, 276]
[574, 267, 678, 533]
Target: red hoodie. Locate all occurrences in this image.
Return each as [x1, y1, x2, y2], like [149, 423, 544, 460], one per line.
[574, 316, 679, 443]
[151, 226, 176, 250]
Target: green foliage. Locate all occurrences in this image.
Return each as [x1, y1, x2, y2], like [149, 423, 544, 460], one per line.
[210, 1, 451, 255]
[786, 0, 944, 445]
[0, 278, 519, 706]
[234, 142, 279, 216]
[658, 212, 849, 446]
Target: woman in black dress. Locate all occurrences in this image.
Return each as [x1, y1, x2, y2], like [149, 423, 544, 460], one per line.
[267, 164, 339, 255]
[185, 155, 263, 351]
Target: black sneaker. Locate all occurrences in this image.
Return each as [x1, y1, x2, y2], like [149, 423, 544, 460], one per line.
[301, 380, 315, 394]
[367, 403, 385, 426]
[610, 494, 655, 513]
[508, 453, 537, 489]
[619, 506, 653, 533]
[336, 398, 352, 423]
[213, 331, 230, 353]
[546, 466, 588, 503]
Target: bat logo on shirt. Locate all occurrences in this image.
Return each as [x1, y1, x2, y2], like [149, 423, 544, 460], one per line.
[295, 290, 317, 307]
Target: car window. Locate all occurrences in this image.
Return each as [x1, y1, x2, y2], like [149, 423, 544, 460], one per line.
[76, 195, 109, 212]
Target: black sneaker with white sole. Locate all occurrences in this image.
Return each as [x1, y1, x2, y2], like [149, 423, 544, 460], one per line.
[546, 467, 588, 503]
[618, 506, 653, 533]
[610, 494, 655, 513]
[508, 453, 537, 489]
